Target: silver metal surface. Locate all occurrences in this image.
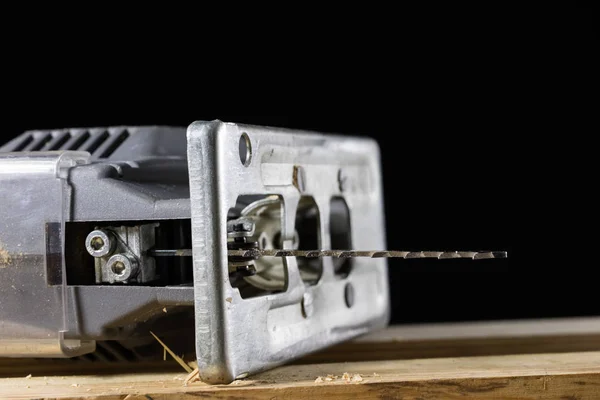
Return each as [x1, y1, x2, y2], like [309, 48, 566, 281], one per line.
[0, 151, 96, 357]
[0, 128, 194, 359]
[0, 122, 506, 381]
[91, 224, 159, 284]
[187, 121, 389, 383]
[85, 229, 115, 258]
[105, 254, 138, 283]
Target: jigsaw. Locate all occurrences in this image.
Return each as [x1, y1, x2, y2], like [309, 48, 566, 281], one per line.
[0, 121, 505, 383]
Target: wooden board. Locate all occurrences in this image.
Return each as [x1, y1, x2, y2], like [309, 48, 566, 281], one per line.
[3, 316, 600, 377]
[1, 317, 600, 398]
[1, 352, 600, 399]
[303, 316, 600, 363]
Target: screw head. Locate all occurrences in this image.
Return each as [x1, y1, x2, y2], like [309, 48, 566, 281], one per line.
[85, 230, 114, 258]
[106, 254, 138, 283]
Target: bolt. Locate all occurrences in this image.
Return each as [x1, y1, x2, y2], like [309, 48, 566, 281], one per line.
[85, 230, 115, 258]
[227, 218, 255, 238]
[106, 254, 138, 283]
[233, 222, 253, 232]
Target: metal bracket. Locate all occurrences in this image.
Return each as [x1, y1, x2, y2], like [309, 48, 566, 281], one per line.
[187, 121, 390, 383]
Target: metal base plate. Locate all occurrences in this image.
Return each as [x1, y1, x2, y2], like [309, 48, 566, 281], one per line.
[187, 121, 389, 383]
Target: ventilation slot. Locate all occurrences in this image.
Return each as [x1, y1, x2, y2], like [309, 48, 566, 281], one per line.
[29, 133, 53, 151]
[99, 129, 130, 158]
[85, 131, 110, 154]
[68, 131, 91, 150]
[48, 132, 72, 150]
[13, 135, 33, 151]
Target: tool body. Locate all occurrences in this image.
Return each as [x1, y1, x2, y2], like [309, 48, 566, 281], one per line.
[0, 121, 504, 383]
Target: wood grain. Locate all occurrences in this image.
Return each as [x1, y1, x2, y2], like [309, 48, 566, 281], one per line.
[2, 317, 600, 398]
[302, 317, 600, 363]
[3, 317, 600, 377]
[1, 351, 599, 399]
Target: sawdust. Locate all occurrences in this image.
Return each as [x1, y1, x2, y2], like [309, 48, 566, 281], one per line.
[315, 372, 364, 384]
[0, 246, 11, 268]
[0, 241, 25, 268]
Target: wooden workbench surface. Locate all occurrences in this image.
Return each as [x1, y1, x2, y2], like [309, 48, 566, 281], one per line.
[1, 352, 599, 399]
[1, 317, 600, 399]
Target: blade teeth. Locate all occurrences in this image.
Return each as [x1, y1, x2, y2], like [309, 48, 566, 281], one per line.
[422, 251, 444, 258]
[372, 251, 389, 258]
[227, 249, 507, 260]
[473, 252, 494, 260]
[440, 252, 460, 259]
[457, 251, 477, 259]
[406, 252, 424, 259]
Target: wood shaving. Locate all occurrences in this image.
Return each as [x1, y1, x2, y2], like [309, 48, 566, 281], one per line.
[71, 384, 79, 387]
[230, 380, 245, 385]
[25, 374, 32, 379]
[373, 372, 380, 377]
[184, 368, 200, 385]
[163, 307, 168, 313]
[316, 373, 363, 384]
[150, 331, 193, 373]
[337, 372, 364, 383]
[0, 246, 12, 268]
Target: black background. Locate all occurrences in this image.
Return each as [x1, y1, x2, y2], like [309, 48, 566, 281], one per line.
[1, 5, 595, 324]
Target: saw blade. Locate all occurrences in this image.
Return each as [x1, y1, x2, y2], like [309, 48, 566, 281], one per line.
[227, 249, 507, 259]
[150, 249, 507, 260]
